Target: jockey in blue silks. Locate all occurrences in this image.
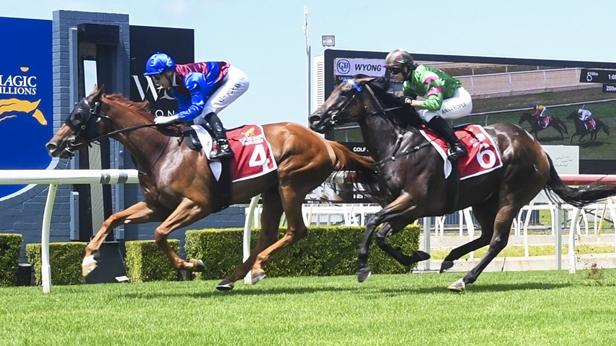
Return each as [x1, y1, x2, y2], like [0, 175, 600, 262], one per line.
[144, 52, 249, 159]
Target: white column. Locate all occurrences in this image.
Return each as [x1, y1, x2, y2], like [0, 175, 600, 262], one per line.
[41, 184, 58, 294]
[243, 195, 260, 284]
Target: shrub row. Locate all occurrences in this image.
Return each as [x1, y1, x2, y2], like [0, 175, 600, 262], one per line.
[0, 233, 22, 286]
[26, 242, 86, 286]
[125, 239, 179, 282]
[185, 225, 420, 280]
[12, 225, 420, 286]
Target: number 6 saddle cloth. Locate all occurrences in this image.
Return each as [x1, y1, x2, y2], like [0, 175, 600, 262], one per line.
[191, 124, 277, 182]
[419, 124, 503, 180]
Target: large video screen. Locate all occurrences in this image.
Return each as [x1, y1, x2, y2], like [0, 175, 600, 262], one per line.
[312, 49, 616, 203]
[323, 49, 616, 173]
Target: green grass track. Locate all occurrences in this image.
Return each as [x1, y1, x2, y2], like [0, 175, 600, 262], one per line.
[2, 270, 616, 345]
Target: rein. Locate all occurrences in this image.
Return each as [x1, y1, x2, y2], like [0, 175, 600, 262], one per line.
[67, 97, 175, 150]
[362, 84, 432, 167]
[88, 123, 162, 143]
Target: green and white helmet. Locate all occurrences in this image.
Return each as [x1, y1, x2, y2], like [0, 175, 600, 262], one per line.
[384, 49, 414, 68]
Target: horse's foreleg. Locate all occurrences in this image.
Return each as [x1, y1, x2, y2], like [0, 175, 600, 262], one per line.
[154, 197, 208, 272]
[82, 201, 160, 277]
[375, 219, 429, 268]
[357, 216, 378, 283]
[358, 192, 425, 282]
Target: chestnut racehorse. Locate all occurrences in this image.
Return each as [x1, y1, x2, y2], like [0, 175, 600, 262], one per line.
[46, 87, 378, 291]
[309, 76, 616, 291]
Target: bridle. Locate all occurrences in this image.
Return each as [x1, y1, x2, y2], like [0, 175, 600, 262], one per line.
[325, 79, 432, 167]
[64, 97, 160, 152]
[325, 79, 407, 127]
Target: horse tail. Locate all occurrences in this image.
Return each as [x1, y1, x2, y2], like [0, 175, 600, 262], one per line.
[545, 155, 616, 208]
[326, 140, 386, 203]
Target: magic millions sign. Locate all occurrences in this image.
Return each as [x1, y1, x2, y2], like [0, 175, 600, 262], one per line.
[0, 17, 53, 199]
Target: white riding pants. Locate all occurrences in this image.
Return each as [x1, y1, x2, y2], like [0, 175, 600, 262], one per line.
[417, 87, 473, 122]
[193, 65, 249, 125]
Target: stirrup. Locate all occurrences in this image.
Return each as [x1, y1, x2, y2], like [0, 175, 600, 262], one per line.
[447, 144, 467, 161]
[210, 141, 232, 159]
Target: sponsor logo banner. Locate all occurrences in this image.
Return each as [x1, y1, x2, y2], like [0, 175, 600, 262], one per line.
[0, 17, 53, 199]
[334, 58, 386, 78]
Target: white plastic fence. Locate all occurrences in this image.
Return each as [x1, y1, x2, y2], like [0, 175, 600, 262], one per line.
[244, 174, 616, 276]
[0, 169, 138, 293]
[2, 170, 616, 292]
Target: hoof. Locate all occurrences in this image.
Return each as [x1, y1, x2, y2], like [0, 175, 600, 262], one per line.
[357, 267, 372, 283]
[448, 278, 466, 292]
[190, 259, 205, 272]
[216, 280, 235, 291]
[251, 271, 266, 285]
[414, 250, 431, 262]
[82, 255, 98, 277]
[440, 260, 454, 273]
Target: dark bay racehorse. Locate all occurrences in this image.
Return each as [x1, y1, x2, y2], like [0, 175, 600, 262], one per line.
[518, 112, 568, 140]
[46, 87, 378, 291]
[567, 111, 610, 144]
[309, 76, 616, 291]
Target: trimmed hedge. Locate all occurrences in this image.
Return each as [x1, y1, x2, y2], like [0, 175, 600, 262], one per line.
[185, 225, 420, 280]
[26, 242, 86, 286]
[125, 240, 179, 282]
[0, 233, 22, 286]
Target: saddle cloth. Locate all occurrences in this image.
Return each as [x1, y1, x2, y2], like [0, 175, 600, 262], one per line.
[420, 124, 503, 180]
[584, 118, 597, 131]
[192, 124, 277, 182]
[534, 115, 551, 129]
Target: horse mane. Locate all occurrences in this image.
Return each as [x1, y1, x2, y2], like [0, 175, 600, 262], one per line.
[103, 93, 154, 120]
[362, 76, 424, 130]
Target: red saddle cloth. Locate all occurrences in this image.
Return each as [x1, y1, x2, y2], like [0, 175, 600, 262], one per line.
[226, 125, 277, 182]
[420, 124, 503, 180]
[539, 116, 551, 129]
[584, 118, 596, 131]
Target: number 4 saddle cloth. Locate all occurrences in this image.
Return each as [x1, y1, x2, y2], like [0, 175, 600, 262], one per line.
[191, 124, 277, 182]
[420, 124, 503, 180]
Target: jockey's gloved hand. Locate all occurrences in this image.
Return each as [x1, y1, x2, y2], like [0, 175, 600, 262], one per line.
[154, 115, 180, 125]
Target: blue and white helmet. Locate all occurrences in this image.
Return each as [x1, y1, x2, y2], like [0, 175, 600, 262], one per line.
[144, 52, 176, 76]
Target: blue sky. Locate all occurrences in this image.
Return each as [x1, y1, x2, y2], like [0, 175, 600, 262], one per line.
[2, 0, 615, 127]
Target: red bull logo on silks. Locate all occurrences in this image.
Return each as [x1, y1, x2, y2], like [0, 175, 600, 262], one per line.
[0, 17, 53, 199]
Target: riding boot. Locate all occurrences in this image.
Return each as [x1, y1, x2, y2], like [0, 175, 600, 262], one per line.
[205, 112, 232, 159]
[428, 116, 467, 161]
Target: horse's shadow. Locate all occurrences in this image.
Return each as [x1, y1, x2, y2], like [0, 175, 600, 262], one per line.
[119, 280, 589, 300]
[578, 141, 604, 148]
[119, 285, 358, 300]
[372, 282, 569, 298]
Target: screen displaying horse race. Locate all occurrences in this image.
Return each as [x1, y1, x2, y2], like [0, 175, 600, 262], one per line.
[312, 49, 616, 203]
[322, 49, 616, 172]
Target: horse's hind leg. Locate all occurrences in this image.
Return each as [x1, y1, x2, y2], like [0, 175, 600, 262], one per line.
[439, 201, 497, 273]
[246, 183, 310, 280]
[358, 192, 428, 282]
[448, 204, 518, 292]
[217, 187, 283, 290]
